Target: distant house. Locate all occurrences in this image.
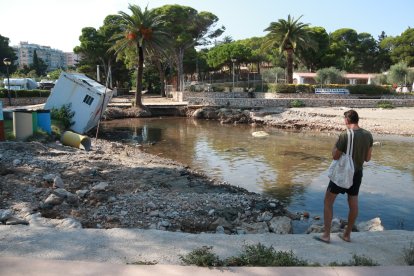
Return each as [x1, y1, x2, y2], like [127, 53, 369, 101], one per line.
[292, 72, 375, 85]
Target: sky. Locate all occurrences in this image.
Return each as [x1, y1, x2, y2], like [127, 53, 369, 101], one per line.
[0, 0, 413, 52]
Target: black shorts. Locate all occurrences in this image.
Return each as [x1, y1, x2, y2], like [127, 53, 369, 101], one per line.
[327, 170, 363, 196]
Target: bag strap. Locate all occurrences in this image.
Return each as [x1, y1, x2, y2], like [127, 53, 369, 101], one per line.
[346, 129, 354, 157]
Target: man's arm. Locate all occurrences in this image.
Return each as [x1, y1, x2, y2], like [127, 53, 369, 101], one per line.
[365, 147, 373, 162]
[332, 146, 342, 160]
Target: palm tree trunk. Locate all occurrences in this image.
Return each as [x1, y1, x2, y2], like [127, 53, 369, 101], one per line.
[286, 48, 294, 84]
[135, 45, 144, 107]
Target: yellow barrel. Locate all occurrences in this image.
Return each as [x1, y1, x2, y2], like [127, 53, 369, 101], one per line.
[61, 131, 91, 151]
[13, 110, 33, 140]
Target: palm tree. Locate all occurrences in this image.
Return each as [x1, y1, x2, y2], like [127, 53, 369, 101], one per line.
[110, 4, 168, 108]
[264, 15, 312, 83]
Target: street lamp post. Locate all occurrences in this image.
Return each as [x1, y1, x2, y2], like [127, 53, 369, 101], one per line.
[231, 58, 236, 95]
[3, 58, 12, 106]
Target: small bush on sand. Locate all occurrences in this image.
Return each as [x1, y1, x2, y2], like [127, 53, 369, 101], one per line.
[403, 242, 414, 265]
[225, 243, 309, 267]
[329, 254, 378, 266]
[179, 246, 223, 267]
[290, 99, 305, 108]
[376, 101, 394, 109]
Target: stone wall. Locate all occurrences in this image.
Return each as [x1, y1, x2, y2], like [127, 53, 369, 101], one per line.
[171, 91, 414, 108]
[0, 97, 46, 107]
[187, 97, 414, 108]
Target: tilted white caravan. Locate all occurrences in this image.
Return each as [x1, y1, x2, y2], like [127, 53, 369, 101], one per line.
[44, 72, 113, 134]
[3, 78, 38, 90]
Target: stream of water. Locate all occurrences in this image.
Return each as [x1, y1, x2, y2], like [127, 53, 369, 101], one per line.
[100, 117, 414, 233]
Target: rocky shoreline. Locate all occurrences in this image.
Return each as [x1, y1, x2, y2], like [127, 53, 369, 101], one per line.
[105, 105, 414, 136]
[0, 140, 295, 234]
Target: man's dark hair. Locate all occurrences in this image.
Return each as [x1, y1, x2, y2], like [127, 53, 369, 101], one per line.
[344, 109, 359, 124]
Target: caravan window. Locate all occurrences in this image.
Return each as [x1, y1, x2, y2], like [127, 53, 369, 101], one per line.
[83, 95, 94, 105]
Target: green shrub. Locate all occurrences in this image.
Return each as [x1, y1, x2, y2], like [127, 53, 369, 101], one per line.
[347, 85, 392, 95]
[212, 86, 225, 92]
[296, 84, 313, 93]
[316, 67, 345, 84]
[376, 100, 394, 109]
[329, 254, 378, 266]
[50, 104, 75, 130]
[268, 84, 296, 93]
[225, 244, 308, 267]
[290, 99, 305, 107]
[0, 89, 50, 98]
[179, 246, 223, 267]
[403, 242, 414, 265]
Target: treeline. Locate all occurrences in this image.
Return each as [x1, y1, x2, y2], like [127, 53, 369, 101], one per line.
[1, 4, 414, 97]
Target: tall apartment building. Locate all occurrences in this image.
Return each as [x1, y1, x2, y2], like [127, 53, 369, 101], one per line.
[65, 52, 80, 68]
[13, 41, 78, 71]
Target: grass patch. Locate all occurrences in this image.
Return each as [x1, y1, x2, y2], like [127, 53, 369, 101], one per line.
[289, 99, 306, 108]
[180, 246, 223, 267]
[329, 254, 379, 266]
[180, 244, 310, 267]
[2, 118, 64, 142]
[376, 100, 394, 109]
[225, 243, 309, 267]
[403, 241, 414, 265]
[127, 260, 158, 265]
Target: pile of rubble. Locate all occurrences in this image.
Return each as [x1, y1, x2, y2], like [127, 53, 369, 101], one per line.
[0, 140, 295, 234]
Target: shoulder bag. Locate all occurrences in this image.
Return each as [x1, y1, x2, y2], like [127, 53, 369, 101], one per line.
[328, 129, 355, 189]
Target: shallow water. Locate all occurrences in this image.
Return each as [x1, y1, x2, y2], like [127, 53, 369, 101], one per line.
[100, 117, 414, 233]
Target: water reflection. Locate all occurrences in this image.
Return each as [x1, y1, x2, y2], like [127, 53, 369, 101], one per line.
[100, 117, 414, 231]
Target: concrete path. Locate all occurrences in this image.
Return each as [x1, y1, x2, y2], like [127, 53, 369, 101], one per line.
[1, 257, 413, 276]
[0, 226, 413, 266]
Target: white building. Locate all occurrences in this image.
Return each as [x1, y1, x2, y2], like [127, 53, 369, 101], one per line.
[292, 72, 375, 85]
[65, 52, 80, 68]
[13, 41, 68, 71]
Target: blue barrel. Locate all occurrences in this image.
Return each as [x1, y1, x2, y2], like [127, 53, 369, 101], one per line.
[37, 110, 52, 134]
[32, 111, 38, 133]
[0, 101, 4, 141]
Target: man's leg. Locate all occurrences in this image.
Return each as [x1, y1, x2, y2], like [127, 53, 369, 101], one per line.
[322, 190, 338, 241]
[343, 195, 358, 242]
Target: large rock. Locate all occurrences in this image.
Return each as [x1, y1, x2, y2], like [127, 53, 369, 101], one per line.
[239, 222, 269, 234]
[257, 211, 273, 222]
[53, 188, 69, 198]
[192, 109, 204, 119]
[57, 218, 82, 229]
[44, 194, 64, 206]
[268, 216, 292, 234]
[0, 209, 13, 222]
[92, 182, 109, 192]
[43, 174, 56, 183]
[306, 223, 324, 234]
[357, 217, 384, 232]
[53, 176, 65, 189]
[5, 217, 29, 225]
[252, 131, 269, 137]
[209, 217, 233, 231]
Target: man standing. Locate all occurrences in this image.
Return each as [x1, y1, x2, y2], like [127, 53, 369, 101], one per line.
[315, 109, 373, 243]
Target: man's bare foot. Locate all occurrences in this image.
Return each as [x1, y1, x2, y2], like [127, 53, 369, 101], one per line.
[313, 236, 330, 244]
[338, 233, 351, 242]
